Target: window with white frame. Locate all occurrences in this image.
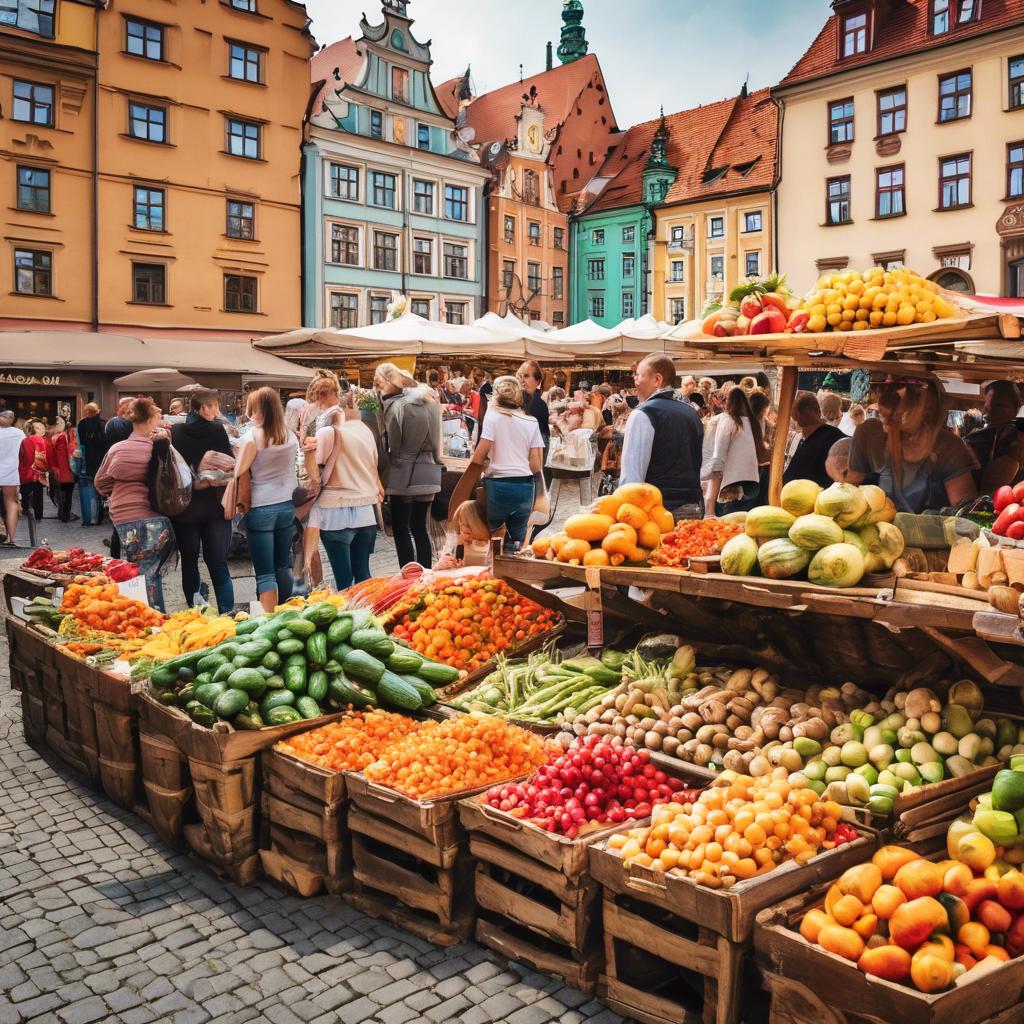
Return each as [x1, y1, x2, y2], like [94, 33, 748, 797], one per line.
[708, 216, 724, 238]
[745, 251, 761, 277]
[330, 164, 359, 201]
[369, 294, 389, 324]
[330, 292, 358, 328]
[588, 293, 605, 318]
[413, 179, 434, 215]
[444, 301, 467, 325]
[411, 298, 431, 318]
[591, 228, 605, 245]
[622, 253, 635, 278]
[443, 242, 468, 279]
[413, 238, 433, 275]
[622, 291, 634, 317]
[670, 260, 684, 283]
[373, 231, 398, 271]
[744, 211, 762, 232]
[370, 171, 397, 209]
[331, 224, 359, 266]
[622, 225, 635, 243]
[670, 298, 686, 324]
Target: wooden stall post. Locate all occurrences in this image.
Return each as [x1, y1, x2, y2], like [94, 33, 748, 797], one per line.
[769, 365, 797, 507]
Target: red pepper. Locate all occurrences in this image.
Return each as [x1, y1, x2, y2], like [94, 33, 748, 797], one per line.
[1007, 522, 1024, 541]
[994, 503, 1020, 535]
[995, 486, 1015, 513]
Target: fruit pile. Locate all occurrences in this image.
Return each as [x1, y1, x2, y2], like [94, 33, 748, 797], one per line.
[992, 482, 1024, 540]
[484, 735, 702, 837]
[24, 546, 139, 580]
[60, 577, 165, 638]
[530, 483, 675, 566]
[718, 480, 904, 587]
[276, 710, 420, 773]
[607, 768, 852, 887]
[650, 519, 742, 568]
[798, 836, 1024, 992]
[386, 575, 559, 674]
[700, 273, 797, 337]
[131, 608, 237, 662]
[955, 756, 1024, 852]
[362, 714, 552, 800]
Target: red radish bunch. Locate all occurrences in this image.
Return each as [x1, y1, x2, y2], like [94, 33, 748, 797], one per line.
[993, 482, 1024, 539]
[484, 735, 700, 837]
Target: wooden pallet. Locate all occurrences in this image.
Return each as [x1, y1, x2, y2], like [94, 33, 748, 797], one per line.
[755, 875, 1024, 1024]
[590, 828, 877, 1024]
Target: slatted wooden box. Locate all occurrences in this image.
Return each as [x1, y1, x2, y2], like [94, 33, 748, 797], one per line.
[589, 827, 878, 1024]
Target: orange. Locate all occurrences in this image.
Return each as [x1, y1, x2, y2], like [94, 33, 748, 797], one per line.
[831, 894, 863, 927]
[893, 859, 944, 900]
[858, 944, 911, 982]
[871, 884, 906, 921]
[910, 953, 954, 993]
[818, 924, 865, 962]
[957, 922, 991, 958]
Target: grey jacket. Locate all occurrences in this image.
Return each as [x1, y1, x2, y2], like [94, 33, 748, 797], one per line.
[382, 387, 443, 497]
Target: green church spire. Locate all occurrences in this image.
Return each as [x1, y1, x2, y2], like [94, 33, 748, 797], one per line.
[557, 0, 588, 64]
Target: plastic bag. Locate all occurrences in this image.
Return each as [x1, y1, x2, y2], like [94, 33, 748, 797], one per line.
[153, 445, 193, 517]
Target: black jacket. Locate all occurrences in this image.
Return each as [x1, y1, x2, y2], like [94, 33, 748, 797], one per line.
[171, 415, 232, 524]
[76, 415, 107, 476]
[635, 391, 703, 510]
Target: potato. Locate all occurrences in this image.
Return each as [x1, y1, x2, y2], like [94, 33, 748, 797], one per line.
[701, 700, 727, 724]
[644, 731, 662, 750]
[681, 711, 703, 731]
[693, 743, 714, 766]
[662, 736, 680, 758]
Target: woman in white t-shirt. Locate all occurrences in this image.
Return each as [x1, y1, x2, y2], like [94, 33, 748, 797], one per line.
[471, 376, 544, 551]
[0, 410, 24, 545]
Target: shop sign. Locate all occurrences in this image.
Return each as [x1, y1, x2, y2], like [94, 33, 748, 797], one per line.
[0, 372, 62, 386]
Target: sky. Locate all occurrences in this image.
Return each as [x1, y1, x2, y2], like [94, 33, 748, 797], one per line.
[302, 0, 833, 127]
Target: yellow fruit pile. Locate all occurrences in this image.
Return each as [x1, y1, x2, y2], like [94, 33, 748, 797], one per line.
[798, 267, 958, 333]
[531, 483, 675, 566]
[607, 768, 845, 888]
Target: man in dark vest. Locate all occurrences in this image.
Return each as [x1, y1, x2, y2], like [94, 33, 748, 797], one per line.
[620, 354, 703, 518]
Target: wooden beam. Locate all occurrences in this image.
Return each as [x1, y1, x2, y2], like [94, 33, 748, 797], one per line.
[448, 461, 482, 521]
[769, 365, 797, 506]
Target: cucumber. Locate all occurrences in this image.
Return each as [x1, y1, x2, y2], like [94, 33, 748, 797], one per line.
[306, 632, 328, 668]
[227, 668, 268, 694]
[192, 672, 212, 689]
[350, 628, 394, 660]
[415, 660, 461, 684]
[213, 688, 249, 719]
[327, 614, 354, 645]
[233, 711, 264, 730]
[194, 682, 228, 708]
[375, 672, 422, 711]
[234, 618, 262, 636]
[176, 682, 196, 704]
[216, 644, 241, 662]
[307, 670, 329, 703]
[185, 700, 216, 727]
[232, 655, 254, 670]
[301, 602, 338, 626]
[276, 638, 305, 657]
[264, 674, 285, 690]
[284, 618, 317, 639]
[284, 655, 307, 693]
[197, 652, 228, 674]
[260, 690, 297, 716]
[398, 673, 437, 706]
[262, 651, 282, 671]
[238, 639, 272, 660]
[149, 663, 180, 688]
[387, 649, 424, 674]
[343, 649, 385, 685]
[266, 706, 303, 725]
[329, 675, 377, 709]
[212, 662, 235, 684]
[295, 696, 322, 720]
[329, 643, 353, 665]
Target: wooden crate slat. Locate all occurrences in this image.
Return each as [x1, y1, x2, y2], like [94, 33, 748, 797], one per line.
[475, 917, 601, 993]
[603, 898, 720, 977]
[263, 745, 347, 806]
[344, 884, 474, 947]
[599, 976, 703, 1024]
[262, 791, 344, 844]
[348, 805, 460, 869]
[469, 834, 581, 905]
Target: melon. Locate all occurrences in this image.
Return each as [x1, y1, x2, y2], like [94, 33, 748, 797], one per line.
[789, 514, 844, 551]
[757, 538, 811, 580]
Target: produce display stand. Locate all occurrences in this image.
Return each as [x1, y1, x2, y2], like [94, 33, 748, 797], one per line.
[590, 829, 878, 1024]
[343, 772, 509, 946]
[459, 759, 709, 993]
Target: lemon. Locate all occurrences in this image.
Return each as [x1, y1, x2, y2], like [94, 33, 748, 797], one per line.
[882, 311, 898, 326]
[807, 315, 828, 332]
[896, 305, 916, 326]
[869, 310, 884, 326]
[827, 312, 843, 326]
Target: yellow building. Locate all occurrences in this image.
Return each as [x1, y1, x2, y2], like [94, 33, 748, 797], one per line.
[1, 0, 98, 332]
[650, 89, 778, 325]
[776, 0, 1024, 295]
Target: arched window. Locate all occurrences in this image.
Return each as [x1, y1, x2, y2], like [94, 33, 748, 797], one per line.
[928, 267, 974, 293]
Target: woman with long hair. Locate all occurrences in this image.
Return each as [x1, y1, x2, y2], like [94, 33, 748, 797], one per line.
[18, 419, 48, 522]
[236, 387, 298, 611]
[470, 375, 544, 551]
[47, 415, 77, 522]
[705, 386, 767, 516]
[854, 378, 977, 512]
[94, 398, 175, 610]
[305, 391, 383, 590]
[377, 362, 442, 567]
[297, 369, 341, 587]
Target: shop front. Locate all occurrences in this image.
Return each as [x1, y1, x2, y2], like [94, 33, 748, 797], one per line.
[0, 368, 111, 426]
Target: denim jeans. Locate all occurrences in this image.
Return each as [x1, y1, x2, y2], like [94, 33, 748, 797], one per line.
[176, 517, 234, 612]
[484, 476, 535, 549]
[115, 515, 174, 611]
[321, 525, 376, 590]
[77, 476, 100, 525]
[245, 501, 294, 599]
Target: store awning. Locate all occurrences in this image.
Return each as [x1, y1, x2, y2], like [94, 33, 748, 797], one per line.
[0, 332, 315, 384]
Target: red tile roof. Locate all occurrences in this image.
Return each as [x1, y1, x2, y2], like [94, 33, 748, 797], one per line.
[455, 54, 612, 146]
[436, 75, 462, 119]
[309, 37, 364, 110]
[583, 88, 778, 215]
[780, 0, 1024, 89]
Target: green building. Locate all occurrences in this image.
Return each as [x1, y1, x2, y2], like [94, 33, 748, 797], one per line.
[570, 112, 676, 325]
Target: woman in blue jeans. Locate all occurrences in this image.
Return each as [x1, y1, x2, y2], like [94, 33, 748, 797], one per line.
[303, 394, 382, 589]
[235, 388, 298, 612]
[471, 376, 544, 551]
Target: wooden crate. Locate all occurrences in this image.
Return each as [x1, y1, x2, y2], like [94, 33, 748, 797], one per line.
[755, 878, 1024, 1024]
[590, 829, 878, 1024]
[258, 746, 351, 897]
[138, 727, 192, 848]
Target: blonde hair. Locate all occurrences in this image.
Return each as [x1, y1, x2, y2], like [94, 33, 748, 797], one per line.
[83, 402, 100, 417]
[738, 376, 758, 393]
[493, 375, 524, 409]
[452, 500, 490, 543]
[306, 368, 340, 406]
[375, 362, 416, 391]
[820, 393, 843, 423]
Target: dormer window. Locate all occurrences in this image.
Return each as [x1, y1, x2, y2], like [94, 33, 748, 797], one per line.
[958, 0, 979, 23]
[933, 0, 951, 33]
[842, 12, 868, 57]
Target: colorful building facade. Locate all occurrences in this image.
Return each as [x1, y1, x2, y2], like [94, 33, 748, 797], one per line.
[303, 0, 489, 329]
[776, 0, 1024, 295]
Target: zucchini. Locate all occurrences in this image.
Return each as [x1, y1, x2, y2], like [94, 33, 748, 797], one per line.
[326, 614, 354, 645]
[276, 638, 305, 657]
[342, 649, 386, 686]
[295, 695, 322, 720]
[306, 632, 328, 668]
[265, 706, 303, 725]
[196, 652, 228, 675]
[212, 662, 235, 684]
[284, 618, 317, 639]
[414, 659, 461, 685]
[329, 675, 377, 709]
[192, 672, 212, 689]
[185, 700, 216, 727]
[350, 628, 395, 660]
[307, 670, 329, 703]
[227, 668, 267, 694]
[386, 649, 423, 674]
[260, 689, 296, 716]
[283, 655, 307, 693]
[301, 603, 338, 626]
[213, 688, 249, 719]
[375, 672, 422, 712]
[398, 673, 436, 706]
[237, 639, 272, 660]
[234, 618, 262, 636]
[329, 642, 353, 665]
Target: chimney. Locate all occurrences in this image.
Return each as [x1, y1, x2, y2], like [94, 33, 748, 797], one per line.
[546, 41, 553, 71]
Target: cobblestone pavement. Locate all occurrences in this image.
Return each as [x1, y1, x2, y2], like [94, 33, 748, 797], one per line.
[0, 497, 626, 1024]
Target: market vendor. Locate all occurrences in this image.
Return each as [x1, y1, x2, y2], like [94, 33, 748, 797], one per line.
[620, 353, 703, 518]
[846, 378, 978, 513]
[962, 379, 1024, 494]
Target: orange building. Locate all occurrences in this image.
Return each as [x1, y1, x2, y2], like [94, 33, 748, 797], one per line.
[2, 0, 313, 341]
[438, 54, 619, 324]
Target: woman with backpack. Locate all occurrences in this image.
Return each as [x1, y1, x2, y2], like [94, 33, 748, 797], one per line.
[94, 397, 175, 610]
[171, 389, 234, 613]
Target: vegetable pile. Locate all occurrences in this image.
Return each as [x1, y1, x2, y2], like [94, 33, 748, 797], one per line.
[608, 768, 854, 886]
[718, 480, 904, 588]
[798, 826, 1024, 992]
[386, 575, 559, 674]
[449, 644, 624, 722]
[530, 483, 675, 566]
[955, 754, 1024, 851]
[362, 714, 552, 800]
[650, 519, 741, 568]
[276, 710, 420, 772]
[146, 603, 457, 730]
[24, 546, 139, 580]
[484, 735, 701, 837]
[60, 577, 165, 638]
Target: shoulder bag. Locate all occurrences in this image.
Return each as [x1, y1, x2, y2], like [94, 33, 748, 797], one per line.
[295, 425, 343, 522]
[222, 439, 254, 520]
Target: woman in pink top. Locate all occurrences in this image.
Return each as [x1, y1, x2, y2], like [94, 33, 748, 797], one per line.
[95, 397, 175, 610]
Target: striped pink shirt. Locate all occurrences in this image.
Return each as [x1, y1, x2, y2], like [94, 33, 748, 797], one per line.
[95, 434, 156, 525]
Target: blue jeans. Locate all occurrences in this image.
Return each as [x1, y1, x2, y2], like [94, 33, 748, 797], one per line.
[484, 477, 535, 549]
[245, 501, 294, 599]
[321, 525, 376, 590]
[176, 518, 234, 612]
[77, 476, 100, 525]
